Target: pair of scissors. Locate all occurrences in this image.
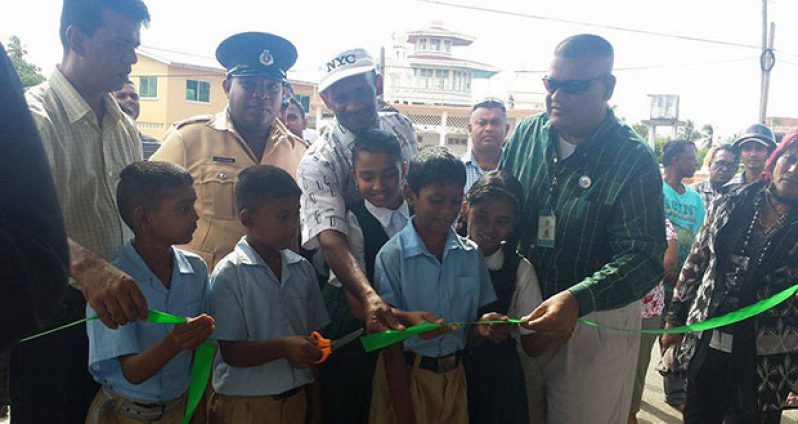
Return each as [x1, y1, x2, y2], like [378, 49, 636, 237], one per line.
[309, 329, 364, 364]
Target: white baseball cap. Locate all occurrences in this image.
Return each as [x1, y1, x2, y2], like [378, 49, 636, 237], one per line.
[318, 48, 376, 93]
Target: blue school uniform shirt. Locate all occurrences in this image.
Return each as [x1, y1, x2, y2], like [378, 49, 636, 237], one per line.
[86, 240, 210, 402]
[210, 236, 330, 396]
[374, 219, 497, 358]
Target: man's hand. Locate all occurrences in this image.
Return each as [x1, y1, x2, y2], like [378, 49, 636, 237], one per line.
[282, 336, 323, 368]
[660, 323, 683, 351]
[362, 290, 405, 333]
[69, 239, 147, 328]
[476, 312, 512, 344]
[397, 310, 457, 340]
[169, 314, 216, 351]
[522, 290, 580, 344]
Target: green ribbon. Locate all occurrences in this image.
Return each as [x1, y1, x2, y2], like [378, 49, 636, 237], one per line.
[360, 318, 522, 352]
[361, 284, 798, 352]
[19, 309, 214, 424]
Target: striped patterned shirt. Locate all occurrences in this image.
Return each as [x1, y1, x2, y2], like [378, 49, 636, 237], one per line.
[26, 69, 142, 267]
[499, 110, 666, 315]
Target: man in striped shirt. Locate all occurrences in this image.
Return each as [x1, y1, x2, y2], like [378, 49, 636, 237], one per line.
[504, 34, 666, 423]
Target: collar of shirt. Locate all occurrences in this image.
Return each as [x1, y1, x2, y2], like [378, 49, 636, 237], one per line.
[233, 236, 304, 281]
[543, 108, 620, 160]
[483, 247, 504, 271]
[210, 108, 300, 149]
[49, 67, 127, 126]
[398, 218, 472, 259]
[116, 240, 196, 292]
[364, 199, 409, 232]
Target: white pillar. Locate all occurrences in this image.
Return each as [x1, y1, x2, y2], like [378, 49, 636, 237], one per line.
[439, 111, 448, 146]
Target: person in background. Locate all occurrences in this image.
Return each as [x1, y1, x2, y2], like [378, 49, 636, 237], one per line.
[692, 145, 740, 209]
[14, 0, 152, 421]
[113, 80, 160, 159]
[663, 131, 798, 423]
[628, 219, 679, 424]
[728, 123, 777, 189]
[281, 96, 318, 144]
[462, 98, 511, 193]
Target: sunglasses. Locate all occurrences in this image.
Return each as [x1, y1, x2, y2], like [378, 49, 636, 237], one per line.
[542, 76, 606, 95]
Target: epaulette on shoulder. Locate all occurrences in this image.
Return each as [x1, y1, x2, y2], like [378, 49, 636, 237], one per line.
[172, 114, 213, 129]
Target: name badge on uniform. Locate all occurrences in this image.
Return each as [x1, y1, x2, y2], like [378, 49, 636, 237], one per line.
[212, 156, 236, 163]
[537, 209, 556, 248]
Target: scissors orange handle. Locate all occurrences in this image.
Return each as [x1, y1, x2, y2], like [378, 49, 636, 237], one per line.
[310, 331, 332, 364]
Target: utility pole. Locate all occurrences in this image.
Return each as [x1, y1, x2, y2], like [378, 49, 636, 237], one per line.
[759, 0, 776, 124]
[378, 46, 386, 101]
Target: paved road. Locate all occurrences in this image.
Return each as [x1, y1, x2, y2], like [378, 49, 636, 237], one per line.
[637, 345, 798, 423]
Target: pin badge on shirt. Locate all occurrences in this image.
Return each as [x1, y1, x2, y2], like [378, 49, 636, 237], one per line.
[579, 175, 592, 189]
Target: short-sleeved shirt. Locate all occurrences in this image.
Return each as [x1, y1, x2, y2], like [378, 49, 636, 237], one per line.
[374, 221, 496, 357]
[327, 199, 410, 287]
[86, 241, 210, 402]
[641, 219, 678, 318]
[150, 110, 307, 269]
[297, 112, 417, 250]
[662, 182, 705, 267]
[482, 248, 542, 336]
[26, 69, 142, 267]
[210, 237, 330, 396]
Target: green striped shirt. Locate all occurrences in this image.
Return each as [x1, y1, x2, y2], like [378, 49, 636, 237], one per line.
[499, 110, 665, 315]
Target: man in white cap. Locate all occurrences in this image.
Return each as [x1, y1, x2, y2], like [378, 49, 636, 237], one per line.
[297, 49, 417, 332]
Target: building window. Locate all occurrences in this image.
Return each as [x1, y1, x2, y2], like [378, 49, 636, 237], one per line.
[418, 38, 427, 51]
[186, 80, 210, 103]
[444, 39, 452, 53]
[139, 76, 157, 98]
[447, 137, 467, 146]
[431, 38, 441, 51]
[416, 68, 433, 89]
[295, 94, 310, 113]
[434, 69, 447, 90]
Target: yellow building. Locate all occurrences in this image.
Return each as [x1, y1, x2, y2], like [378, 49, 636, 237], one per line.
[131, 46, 319, 140]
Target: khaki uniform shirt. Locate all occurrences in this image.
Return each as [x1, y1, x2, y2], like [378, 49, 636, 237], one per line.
[150, 109, 307, 269]
[26, 69, 142, 273]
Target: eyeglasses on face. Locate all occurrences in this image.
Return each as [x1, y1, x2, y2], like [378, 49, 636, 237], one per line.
[542, 75, 606, 95]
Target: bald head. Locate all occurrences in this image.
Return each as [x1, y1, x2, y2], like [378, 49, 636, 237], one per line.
[554, 34, 614, 73]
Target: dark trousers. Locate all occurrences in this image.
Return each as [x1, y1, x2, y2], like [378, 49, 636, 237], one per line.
[464, 339, 529, 424]
[684, 346, 781, 424]
[10, 295, 99, 423]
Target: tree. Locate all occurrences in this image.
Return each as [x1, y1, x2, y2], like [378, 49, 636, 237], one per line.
[632, 122, 649, 140]
[677, 119, 702, 142]
[7, 36, 44, 87]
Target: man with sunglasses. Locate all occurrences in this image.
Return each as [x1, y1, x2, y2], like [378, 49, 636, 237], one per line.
[462, 97, 511, 193]
[502, 34, 665, 423]
[151, 32, 307, 270]
[692, 145, 740, 209]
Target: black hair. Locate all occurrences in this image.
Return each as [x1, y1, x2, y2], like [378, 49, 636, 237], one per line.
[471, 97, 506, 113]
[713, 144, 740, 163]
[661, 139, 695, 166]
[60, 0, 150, 50]
[116, 161, 193, 231]
[466, 170, 525, 218]
[407, 146, 466, 194]
[352, 129, 403, 165]
[281, 96, 306, 118]
[235, 165, 301, 213]
[554, 34, 614, 67]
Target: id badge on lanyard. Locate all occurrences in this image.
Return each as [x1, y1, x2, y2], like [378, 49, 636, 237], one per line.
[537, 209, 556, 248]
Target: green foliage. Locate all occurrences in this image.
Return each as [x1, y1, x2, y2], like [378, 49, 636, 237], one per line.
[631, 123, 649, 140]
[654, 135, 670, 162]
[7, 36, 44, 87]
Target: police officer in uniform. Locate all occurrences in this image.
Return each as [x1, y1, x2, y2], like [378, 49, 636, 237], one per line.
[151, 32, 307, 269]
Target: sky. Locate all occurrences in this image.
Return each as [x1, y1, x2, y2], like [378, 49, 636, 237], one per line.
[2, 0, 797, 140]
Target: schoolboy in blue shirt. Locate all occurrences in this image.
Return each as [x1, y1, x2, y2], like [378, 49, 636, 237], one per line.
[208, 165, 330, 424]
[86, 161, 216, 424]
[370, 146, 501, 424]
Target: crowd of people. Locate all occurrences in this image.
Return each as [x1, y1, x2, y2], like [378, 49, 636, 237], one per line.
[1, 0, 798, 423]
